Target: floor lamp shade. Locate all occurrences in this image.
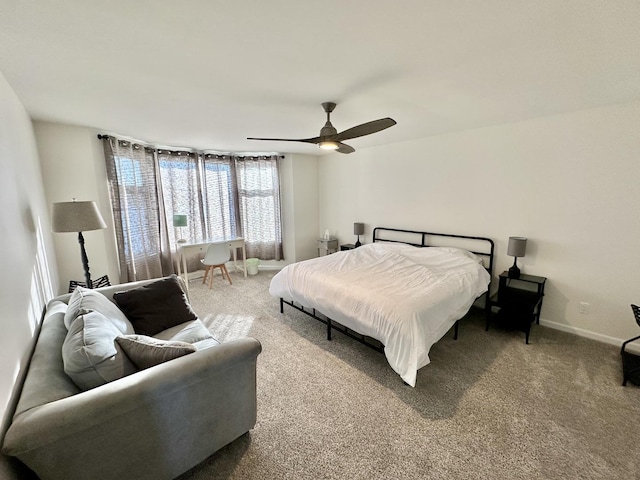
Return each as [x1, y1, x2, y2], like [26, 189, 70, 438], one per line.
[507, 236, 527, 278]
[51, 200, 107, 289]
[52, 201, 107, 233]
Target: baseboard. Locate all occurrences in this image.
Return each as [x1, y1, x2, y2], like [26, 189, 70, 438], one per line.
[539, 318, 640, 354]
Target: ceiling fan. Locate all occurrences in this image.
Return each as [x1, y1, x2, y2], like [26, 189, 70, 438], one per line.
[247, 102, 396, 154]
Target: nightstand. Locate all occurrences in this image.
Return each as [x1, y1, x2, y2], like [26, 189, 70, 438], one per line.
[317, 238, 338, 256]
[489, 271, 547, 344]
[340, 243, 356, 251]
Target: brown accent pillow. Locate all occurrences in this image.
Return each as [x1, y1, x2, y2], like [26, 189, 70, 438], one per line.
[116, 334, 196, 370]
[113, 275, 198, 336]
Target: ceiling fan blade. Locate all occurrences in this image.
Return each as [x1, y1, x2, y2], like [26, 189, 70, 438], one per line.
[335, 118, 397, 142]
[247, 136, 320, 144]
[336, 142, 355, 154]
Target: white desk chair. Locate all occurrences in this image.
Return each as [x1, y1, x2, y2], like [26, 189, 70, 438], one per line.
[201, 243, 232, 288]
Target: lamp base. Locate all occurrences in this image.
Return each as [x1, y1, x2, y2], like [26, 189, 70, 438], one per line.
[508, 264, 521, 279]
[69, 274, 111, 293]
[355, 235, 361, 248]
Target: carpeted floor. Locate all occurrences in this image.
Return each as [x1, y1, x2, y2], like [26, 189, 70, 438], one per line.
[177, 270, 640, 480]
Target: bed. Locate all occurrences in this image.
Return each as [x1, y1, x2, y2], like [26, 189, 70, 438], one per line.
[269, 227, 494, 386]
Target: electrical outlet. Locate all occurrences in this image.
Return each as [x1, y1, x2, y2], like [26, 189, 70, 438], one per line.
[578, 302, 590, 314]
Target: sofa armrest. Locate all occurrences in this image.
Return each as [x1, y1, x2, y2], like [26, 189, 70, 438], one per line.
[3, 337, 262, 480]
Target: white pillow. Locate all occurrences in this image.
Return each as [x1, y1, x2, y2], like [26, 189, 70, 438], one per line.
[64, 287, 134, 334]
[62, 309, 137, 390]
[432, 246, 483, 263]
[116, 335, 196, 370]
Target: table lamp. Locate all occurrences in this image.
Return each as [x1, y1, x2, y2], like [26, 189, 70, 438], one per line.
[173, 214, 188, 243]
[507, 236, 527, 279]
[354, 222, 364, 247]
[52, 199, 107, 289]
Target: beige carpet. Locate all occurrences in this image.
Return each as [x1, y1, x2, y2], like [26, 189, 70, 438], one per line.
[178, 270, 640, 480]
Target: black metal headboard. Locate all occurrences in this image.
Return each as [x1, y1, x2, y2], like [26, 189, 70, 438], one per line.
[372, 226, 495, 282]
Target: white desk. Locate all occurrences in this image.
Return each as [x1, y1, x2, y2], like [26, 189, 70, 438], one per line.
[176, 238, 246, 291]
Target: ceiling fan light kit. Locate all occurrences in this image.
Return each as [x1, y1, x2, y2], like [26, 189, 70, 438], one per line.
[248, 102, 396, 154]
[319, 141, 339, 150]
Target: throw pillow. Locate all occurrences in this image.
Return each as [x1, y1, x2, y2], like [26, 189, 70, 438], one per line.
[116, 334, 197, 370]
[113, 275, 198, 336]
[62, 309, 138, 391]
[64, 286, 134, 335]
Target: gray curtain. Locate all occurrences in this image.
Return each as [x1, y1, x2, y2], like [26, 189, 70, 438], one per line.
[201, 154, 240, 241]
[157, 149, 204, 273]
[103, 138, 173, 283]
[235, 155, 283, 260]
[103, 136, 284, 282]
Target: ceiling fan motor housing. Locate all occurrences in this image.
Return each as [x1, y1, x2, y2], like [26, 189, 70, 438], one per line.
[320, 123, 338, 138]
[320, 102, 338, 138]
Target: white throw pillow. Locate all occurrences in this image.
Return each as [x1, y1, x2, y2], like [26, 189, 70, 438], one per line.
[64, 287, 134, 334]
[62, 309, 137, 390]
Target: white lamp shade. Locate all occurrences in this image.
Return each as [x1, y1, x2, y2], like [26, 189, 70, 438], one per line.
[507, 237, 527, 257]
[52, 201, 107, 233]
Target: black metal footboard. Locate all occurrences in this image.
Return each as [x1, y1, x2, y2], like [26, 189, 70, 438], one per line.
[279, 297, 461, 355]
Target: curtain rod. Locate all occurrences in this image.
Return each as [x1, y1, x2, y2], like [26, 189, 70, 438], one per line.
[97, 134, 284, 158]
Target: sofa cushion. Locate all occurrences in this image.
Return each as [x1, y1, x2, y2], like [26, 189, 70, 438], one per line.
[62, 309, 137, 390]
[11, 301, 82, 417]
[116, 334, 197, 369]
[64, 286, 134, 334]
[113, 275, 198, 336]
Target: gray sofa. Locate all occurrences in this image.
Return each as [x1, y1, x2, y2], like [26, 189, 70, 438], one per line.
[2, 277, 262, 480]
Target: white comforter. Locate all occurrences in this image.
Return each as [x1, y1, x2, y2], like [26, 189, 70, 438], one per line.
[269, 242, 491, 386]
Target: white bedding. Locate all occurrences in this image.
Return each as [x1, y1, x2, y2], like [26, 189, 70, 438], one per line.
[269, 242, 491, 386]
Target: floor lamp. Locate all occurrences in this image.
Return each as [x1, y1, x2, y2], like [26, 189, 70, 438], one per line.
[52, 199, 107, 289]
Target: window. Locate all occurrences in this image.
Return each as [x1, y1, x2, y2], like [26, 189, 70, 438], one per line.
[103, 136, 283, 282]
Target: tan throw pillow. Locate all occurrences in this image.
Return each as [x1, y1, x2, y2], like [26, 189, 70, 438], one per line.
[116, 334, 197, 370]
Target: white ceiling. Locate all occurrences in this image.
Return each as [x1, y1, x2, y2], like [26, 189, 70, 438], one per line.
[1, 1, 639, 155]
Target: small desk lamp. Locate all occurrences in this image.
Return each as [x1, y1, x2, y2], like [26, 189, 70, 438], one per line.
[173, 214, 188, 243]
[354, 222, 364, 247]
[52, 199, 107, 289]
[507, 236, 527, 279]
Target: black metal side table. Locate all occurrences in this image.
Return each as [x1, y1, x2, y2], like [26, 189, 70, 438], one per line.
[488, 271, 547, 344]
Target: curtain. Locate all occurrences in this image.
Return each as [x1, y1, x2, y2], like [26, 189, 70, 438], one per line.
[157, 149, 204, 272]
[201, 154, 240, 241]
[235, 155, 283, 260]
[103, 136, 284, 281]
[103, 138, 173, 283]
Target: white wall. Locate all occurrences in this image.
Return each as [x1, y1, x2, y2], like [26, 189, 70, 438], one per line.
[0, 73, 58, 478]
[32, 100, 640, 347]
[319, 100, 640, 345]
[288, 153, 320, 262]
[34, 124, 320, 279]
[34, 122, 119, 294]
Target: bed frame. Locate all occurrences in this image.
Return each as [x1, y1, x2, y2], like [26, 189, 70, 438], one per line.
[279, 226, 495, 355]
